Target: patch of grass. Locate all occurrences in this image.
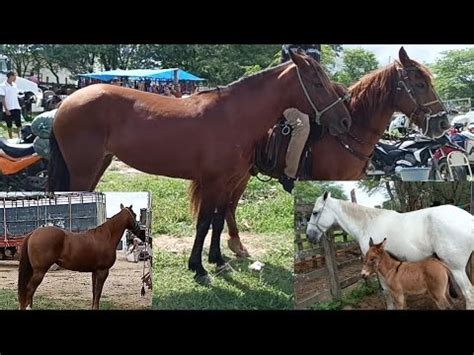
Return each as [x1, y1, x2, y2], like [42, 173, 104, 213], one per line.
[97, 172, 293, 237]
[0, 289, 117, 310]
[152, 234, 293, 310]
[310, 279, 380, 310]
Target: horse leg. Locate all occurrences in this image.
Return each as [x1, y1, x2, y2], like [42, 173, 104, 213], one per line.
[450, 269, 474, 310]
[393, 292, 405, 310]
[89, 154, 114, 191]
[61, 139, 108, 191]
[225, 174, 251, 257]
[188, 202, 214, 285]
[92, 269, 109, 310]
[25, 269, 48, 310]
[209, 204, 229, 273]
[91, 272, 97, 309]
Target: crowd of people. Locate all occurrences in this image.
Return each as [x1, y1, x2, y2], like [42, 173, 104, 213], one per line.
[78, 77, 200, 98]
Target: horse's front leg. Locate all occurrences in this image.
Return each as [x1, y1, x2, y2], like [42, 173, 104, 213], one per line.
[209, 203, 231, 274]
[92, 269, 109, 310]
[188, 197, 214, 285]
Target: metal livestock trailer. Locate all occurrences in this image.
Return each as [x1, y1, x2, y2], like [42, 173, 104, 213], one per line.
[0, 192, 106, 259]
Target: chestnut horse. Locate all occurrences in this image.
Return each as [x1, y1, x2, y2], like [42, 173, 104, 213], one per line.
[225, 47, 451, 257]
[362, 237, 458, 310]
[47, 50, 352, 283]
[18, 204, 141, 309]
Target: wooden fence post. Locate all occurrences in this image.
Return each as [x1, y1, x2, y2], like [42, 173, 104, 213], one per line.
[321, 230, 341, 299]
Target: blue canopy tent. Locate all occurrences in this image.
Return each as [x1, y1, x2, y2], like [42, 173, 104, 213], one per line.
[78, 68, 205, 82]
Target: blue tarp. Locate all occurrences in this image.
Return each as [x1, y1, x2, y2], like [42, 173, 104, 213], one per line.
[78, 68, 205, 82]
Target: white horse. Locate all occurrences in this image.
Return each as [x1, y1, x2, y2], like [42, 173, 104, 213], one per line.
[306, 192, 474, 309]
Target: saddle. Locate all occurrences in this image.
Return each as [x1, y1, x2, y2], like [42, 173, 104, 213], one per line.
[251, 117, 325, 180]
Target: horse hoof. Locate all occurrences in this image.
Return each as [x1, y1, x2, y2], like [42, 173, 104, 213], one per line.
[236, 248, 250, 258]
[215, 263, 233, 275]
[194, 274, 212, 285]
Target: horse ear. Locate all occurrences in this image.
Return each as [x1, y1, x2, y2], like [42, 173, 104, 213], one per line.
[381, 238, 387, 248]
[129, 205, 133, 210]
[323, 191, 331, 200]
[289, 48, 310, 69]
[369, 237, 374, 247]
[399, 46, 411, 67]
[120, 203, 124, 209]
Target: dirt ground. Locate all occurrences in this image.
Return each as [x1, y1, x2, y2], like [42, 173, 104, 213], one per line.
[154, 232, 271, 259]
[0, 252, 152, 309]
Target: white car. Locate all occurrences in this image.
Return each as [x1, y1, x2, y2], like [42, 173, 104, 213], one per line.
[451, 110, 474, 126]
[0, 73, 44, 113]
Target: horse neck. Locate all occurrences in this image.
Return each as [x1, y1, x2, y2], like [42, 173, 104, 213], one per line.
[346, 64, 399, 145]
[377, 250, 401, 278]
[102, 210, 131, 246]
[215, 63, 309, 139]
[328, 199, 389, 251]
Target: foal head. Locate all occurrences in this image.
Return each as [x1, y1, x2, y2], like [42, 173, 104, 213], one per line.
[120, 203, 141, 236]
[361, 237, 387, 279]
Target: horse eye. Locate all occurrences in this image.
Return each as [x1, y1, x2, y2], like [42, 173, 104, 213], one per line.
[313, 82, 324, 89]
[312, 211, 318, 216]
[416, 82, 426, 89]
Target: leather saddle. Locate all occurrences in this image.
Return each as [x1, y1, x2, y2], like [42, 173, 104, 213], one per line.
[251, 117, 324, 180]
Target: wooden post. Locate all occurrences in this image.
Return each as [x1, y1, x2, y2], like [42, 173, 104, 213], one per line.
[321, 230, 341, 299]
[350, 189, 357, 204]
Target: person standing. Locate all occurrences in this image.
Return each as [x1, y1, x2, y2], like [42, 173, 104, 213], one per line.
[0, 71, 22, 139]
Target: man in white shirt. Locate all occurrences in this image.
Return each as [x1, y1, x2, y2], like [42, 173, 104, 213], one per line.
[0, 71, 22, 139]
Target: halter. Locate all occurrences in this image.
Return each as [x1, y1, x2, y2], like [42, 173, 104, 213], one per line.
[306, 196, 329, 236]
[123, 207, 141, 235]
[396, 65, 447, 136]
[296, 66, 351, 125]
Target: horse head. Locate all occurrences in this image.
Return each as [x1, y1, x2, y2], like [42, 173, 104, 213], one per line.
[288, 49, 352, 136]
[393, 47, 449, 138]
[120, 203, 141, 236]
[306, 191, 337, 243]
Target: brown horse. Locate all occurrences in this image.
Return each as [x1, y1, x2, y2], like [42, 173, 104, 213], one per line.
[361, 238, 458, 310]
[48, 50, 352, 283]
[18, 204, 141, 309]
[226, 47, 451, 256]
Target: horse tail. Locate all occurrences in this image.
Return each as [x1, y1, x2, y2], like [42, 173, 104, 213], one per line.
[47, 130, 70, 191]
[188, 180, 202, 218]
[18, 234, 33, 308]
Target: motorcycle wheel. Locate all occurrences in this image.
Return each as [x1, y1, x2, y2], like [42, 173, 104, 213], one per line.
[435, 158, 468, 181]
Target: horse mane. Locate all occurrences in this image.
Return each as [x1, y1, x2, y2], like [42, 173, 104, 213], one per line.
[196, 62, 291, 95]
[347, 60, 433, 119]
[338, 199, 393, 221]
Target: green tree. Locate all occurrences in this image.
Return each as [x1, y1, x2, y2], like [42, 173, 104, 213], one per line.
[295, 181, 348, 205]
[432, 48, 474, 100]
[333, 48, 379, 86]
[0, 44, 38, 77]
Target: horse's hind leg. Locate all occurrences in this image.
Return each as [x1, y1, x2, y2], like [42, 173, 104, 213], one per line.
[450, 269, 474, 309]
[225, 174, 251, 257]
[25, 269, 48, 310]
[92, 269, 109, 310]
[89, 154, 114, 191]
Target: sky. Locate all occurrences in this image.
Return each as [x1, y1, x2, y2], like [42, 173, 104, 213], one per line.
[337, 181, 388, 208]
[342, 44, 474, 65]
